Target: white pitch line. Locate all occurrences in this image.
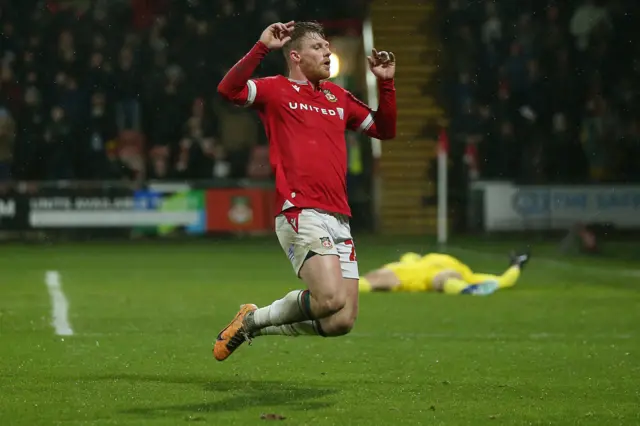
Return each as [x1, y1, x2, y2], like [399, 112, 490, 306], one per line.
[45, 271, 74, 336]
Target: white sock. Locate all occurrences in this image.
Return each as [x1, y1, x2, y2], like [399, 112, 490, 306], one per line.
[254, 320, 321, 337]
[252, 290, 310, 329]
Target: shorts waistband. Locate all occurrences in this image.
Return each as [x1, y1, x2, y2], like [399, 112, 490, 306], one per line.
[314, 209, 349, 223]
[280, 207, 349, 224]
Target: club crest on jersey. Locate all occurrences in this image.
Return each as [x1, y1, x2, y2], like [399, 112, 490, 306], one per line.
[320, 237, 333, 248]
[323, 89, 337, 102]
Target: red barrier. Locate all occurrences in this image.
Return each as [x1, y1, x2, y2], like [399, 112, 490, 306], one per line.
[205, 188, 275, 232]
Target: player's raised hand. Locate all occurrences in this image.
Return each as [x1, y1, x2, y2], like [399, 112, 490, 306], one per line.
[260, 21, 295, 49]
[367, 49, 396, 80]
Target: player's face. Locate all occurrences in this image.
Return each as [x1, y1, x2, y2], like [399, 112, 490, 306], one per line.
[296, 33, 331, 81]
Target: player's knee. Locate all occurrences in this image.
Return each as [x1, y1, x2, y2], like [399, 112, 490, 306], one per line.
[316, 293, 346, 316]
[325, 313, 356, 336]
[329, 317, 355, 336]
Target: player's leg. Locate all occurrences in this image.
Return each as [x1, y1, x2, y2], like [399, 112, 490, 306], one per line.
[315, 276, 358, 336]
[510, 251, 530, 269]
[422, 254, 499, 295]
[468, 250, 530, 289]
[498, 250, 529, 288]
[438, 251, 530, 296]
[313, 236, 359, 335]
[252, 267, 357, 338]
[470, 270, 518, 289]
[252, 254, 352, 337]
[445, 256, 500, 294]
[250, 210, 348, 320]
[358, 266, 402, 292]
[431, 270, 467, 294]
[428, 267, 496, 295]
[213, 209, 341, 361]
[254, 215, 360, 337]
[252, 280, 357, 338]
[247, 252, 345, 327]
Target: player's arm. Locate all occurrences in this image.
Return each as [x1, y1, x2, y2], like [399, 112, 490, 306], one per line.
[217, 21, 294, 107]
[346, 49, 397, 140]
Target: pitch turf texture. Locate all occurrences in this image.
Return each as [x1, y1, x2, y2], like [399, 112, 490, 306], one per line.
[1, 236, 639, 425]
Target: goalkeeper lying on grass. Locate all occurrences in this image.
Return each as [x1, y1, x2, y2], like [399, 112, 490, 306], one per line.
[359, 251, 530, 296]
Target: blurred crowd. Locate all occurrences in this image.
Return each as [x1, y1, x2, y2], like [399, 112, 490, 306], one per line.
[5, 0, 636, 186]
[441, 0, 640, 184]
[0, 0, 364, 182]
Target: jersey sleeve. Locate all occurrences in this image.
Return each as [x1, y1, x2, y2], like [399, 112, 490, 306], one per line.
[223, 77, 275, 108]
[217, 42, 274, 109]
[346, 92, 375, 133]
[345, 79, 397, 140]
[242, 77, 275, 108]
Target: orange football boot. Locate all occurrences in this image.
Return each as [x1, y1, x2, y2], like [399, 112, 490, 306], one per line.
[213, 304, 257, 361]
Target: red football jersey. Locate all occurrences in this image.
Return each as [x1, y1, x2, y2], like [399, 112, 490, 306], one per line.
[218, 42, 396, 216]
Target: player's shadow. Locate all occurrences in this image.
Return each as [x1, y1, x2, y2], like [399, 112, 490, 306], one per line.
[91, 374, 337, 416]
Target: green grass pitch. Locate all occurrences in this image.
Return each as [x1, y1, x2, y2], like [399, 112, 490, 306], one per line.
[0, 236, 639, 425]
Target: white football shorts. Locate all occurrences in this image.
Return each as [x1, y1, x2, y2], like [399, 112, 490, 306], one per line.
[275, 208, 359, 280]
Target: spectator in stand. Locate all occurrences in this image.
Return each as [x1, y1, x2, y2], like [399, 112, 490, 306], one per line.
[1, 20, 19, 58]
[19, 49, 42, 92]
[481, 2, 502, 48]
[570, 0, 611, 52]
[86, 51, 112, 94]
[104, 140, 136, 180]
[0, 0, 368, 181]
[581, 95, 620, 182]
[618, 119, 640, 182]
[547, 112, 587, 183]
[504, 42, 528, 99]
[0, 107, 15, 181]
[179, 19, 215, 97]
[54, 30, 79, 77]
[0, 64, 22, 116]
[212, 93, 259, 179]
[81, 92, 118, 179]
[442, 0, 639, 184]
[58, 75, 83, 125]
[175, 98, 216, 179]
[14, 86, 45, 180]
[114, 46, 141, 132]
[43, 106, 73, 180]
[148, 145, 171, 180]
[149, 65, 189, 149]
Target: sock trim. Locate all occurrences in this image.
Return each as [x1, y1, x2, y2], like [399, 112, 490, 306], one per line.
[297, 289, 314, 320]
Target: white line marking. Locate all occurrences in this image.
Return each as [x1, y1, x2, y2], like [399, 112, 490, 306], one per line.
[45, 271, 74, 336]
